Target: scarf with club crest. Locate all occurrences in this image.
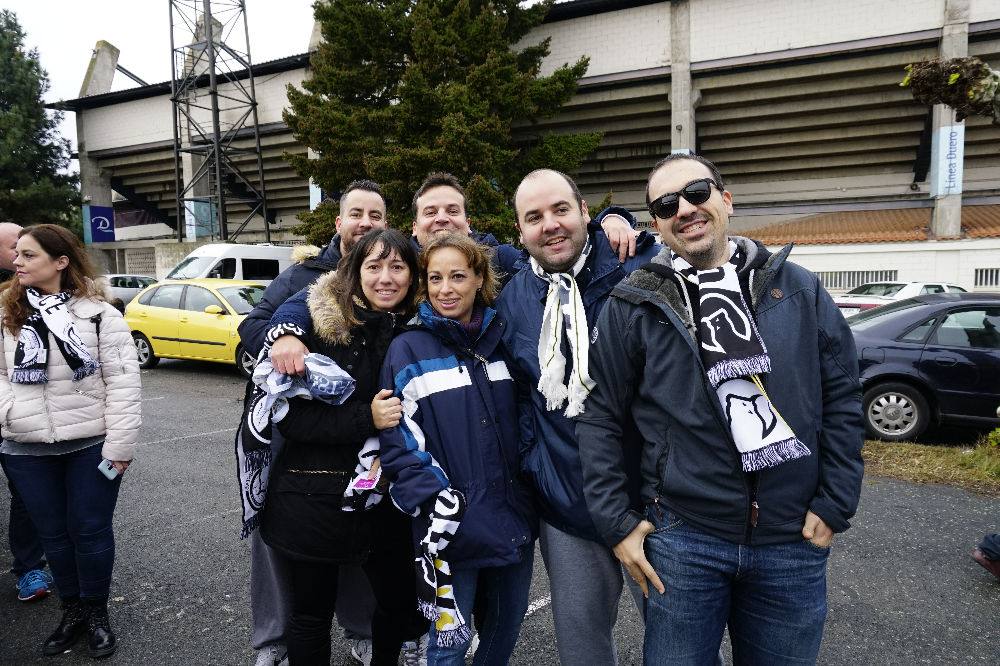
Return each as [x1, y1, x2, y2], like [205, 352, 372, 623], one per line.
[13, 289, 99, 384]
[671, 242, 811, 472]
[413, 488, 470, 647]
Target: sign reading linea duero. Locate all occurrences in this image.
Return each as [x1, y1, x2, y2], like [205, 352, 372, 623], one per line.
[83, 205, 116, 243]
[930, 122, 965, 198]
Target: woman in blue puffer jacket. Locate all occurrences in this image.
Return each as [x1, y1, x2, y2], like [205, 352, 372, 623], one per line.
[378, 233, 536, 666]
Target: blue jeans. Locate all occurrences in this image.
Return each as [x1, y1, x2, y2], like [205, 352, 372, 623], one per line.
[1, 455, 46, 576]
[2, 444, 121, 600]
[643, 508, 829, 665]
[427, 549, 534, 666]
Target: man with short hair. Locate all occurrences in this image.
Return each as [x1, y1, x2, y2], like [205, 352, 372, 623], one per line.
[576, 154, 865, 664]
[0, 221, 54, 603]
[495, 169, 659, 665]
[237, 180, 388, 666]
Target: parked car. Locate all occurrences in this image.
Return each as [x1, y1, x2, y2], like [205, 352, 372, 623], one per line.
[98, 274, 158, 312]
[125, 279, 265, 378]
[848, 293, 1000, 441]
[835, 281, 967, 317]
[164, 243, 293, 283]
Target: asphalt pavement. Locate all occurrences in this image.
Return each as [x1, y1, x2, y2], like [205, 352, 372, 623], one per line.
[0, 360, 997, 665]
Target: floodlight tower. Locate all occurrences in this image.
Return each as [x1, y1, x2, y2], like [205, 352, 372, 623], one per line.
[168, 0, 271, 242]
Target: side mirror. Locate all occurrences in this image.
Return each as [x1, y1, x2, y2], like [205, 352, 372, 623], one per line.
[204, 305, 226, 315]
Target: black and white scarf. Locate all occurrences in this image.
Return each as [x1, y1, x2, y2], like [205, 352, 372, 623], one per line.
[341, 437, 384, 512]
[672, 243, 811, 472]
[530, 239, 595, 418]
[13, 289, 99, 384]
[415, 488, 470, 647]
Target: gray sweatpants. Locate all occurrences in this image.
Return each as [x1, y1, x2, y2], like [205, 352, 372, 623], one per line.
[249, 529, 377, 649]
[539, 519, 644, 665]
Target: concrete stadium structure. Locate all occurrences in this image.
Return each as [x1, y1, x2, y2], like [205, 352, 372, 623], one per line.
[54, 0, 1000, 289]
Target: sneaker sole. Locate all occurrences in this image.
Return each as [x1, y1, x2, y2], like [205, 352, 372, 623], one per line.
[18, 587, 50, 602]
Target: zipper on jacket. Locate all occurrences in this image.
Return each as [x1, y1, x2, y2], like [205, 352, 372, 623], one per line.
[745, 472, 761, 541]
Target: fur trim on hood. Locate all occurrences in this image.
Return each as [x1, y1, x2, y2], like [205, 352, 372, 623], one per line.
[292, 244, 322, 264]
[307, 270, 353, 346]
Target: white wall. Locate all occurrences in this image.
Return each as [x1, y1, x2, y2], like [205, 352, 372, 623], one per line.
[775, 239, 1000, 292]
[82, 68, 307, 152]
[522, 3, 669, 77]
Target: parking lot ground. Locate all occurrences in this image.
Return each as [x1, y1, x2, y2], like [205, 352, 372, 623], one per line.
[0, 360, 997, 664]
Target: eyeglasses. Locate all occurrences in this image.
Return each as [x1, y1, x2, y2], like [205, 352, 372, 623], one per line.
[646, 178, 719, 220]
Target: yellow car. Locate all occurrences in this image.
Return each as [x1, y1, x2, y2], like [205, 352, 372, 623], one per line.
[125, 279, 265, 378]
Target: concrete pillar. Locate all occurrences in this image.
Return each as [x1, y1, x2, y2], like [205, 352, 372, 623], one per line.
[77, 41, 118, 209]
[669, 0, 696, 153]
[930, 0, 969, 238]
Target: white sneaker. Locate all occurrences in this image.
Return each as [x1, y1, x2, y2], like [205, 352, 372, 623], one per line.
[467, 632, 480, 658]
[254, 643, 287, 666]
[349, 638, 373, 666]
[401, 632, 429, 666]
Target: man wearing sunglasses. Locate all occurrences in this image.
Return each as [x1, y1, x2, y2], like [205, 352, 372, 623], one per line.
[577, 154, 864, 664]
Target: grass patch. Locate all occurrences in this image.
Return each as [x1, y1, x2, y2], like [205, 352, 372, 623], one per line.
[863, 435, 1000, 496]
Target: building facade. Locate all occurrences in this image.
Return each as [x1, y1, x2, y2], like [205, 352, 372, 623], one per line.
[57, 0, 1000, 288]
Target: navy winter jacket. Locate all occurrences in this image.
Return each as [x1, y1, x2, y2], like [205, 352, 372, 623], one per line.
[378, 302, 536, 570]
[496, 223, 660, 542]
[576, 238, 865, 548]
[237, 237, 343, 356]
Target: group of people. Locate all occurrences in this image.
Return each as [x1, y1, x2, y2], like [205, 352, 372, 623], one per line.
[239, 157, 867, 666]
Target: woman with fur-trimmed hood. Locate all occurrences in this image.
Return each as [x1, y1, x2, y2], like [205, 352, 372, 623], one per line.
[258, 228, 428, 666]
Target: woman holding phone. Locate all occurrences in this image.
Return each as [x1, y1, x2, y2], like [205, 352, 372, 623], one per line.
[0, 224, 141, 659]
[379, 233, 536, 666]
[259, 228, 428, 665]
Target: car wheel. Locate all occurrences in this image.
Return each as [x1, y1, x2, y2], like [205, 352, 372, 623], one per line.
[133, 333, 159, 369]
[236, 345, 255, 379]
[863, 382, 930, 442]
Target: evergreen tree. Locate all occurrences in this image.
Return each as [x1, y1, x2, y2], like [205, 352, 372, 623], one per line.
[286, 0, 600, 243]
[0, 10, 79, 226]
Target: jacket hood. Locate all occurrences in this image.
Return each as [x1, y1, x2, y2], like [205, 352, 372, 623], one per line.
[613, 236, 793, 341]
[306, 271, 353, 346]
[291, 244, 321, 264]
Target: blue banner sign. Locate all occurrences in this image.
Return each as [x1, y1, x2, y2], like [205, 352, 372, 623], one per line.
[84, 205, 116, 243]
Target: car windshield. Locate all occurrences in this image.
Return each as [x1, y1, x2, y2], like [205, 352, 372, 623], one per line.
[847, 298, 924, 331]
[218, 286, 265, 315]
[846, 283, 906, 297]
[166, 256, 216, 280]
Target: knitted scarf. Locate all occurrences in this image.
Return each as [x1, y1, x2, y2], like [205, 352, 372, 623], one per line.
[415, 488, 470, 647]
[672, 243, 811, 472]
[13, 289, 99, 384]
[530, 240, 595, 418]
[341, 437, 384, 512]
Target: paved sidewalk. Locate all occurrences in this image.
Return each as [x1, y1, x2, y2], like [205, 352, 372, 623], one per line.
[0, 363, 996, 664]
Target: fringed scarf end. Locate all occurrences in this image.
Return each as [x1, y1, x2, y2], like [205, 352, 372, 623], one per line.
[741, 437, 811, 473]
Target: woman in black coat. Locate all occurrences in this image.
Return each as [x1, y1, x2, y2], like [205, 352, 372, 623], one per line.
[259, 229, 426, 666]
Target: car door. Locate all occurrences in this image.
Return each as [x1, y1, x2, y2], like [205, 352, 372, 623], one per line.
[176, 285, 233, 361]
[918, 306, 1000, 419]
[136, 284, 185, 357]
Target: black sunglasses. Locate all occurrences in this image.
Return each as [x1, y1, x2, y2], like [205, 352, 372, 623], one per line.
[646, 178, 719, 220]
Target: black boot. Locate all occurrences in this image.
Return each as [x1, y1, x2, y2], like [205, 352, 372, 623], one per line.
[42, 597, 88, 656]
[84, 599, 117, 659]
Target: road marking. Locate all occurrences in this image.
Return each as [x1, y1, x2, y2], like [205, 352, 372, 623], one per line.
[136, 426, 238, 447]
[524, 594, 552, 617]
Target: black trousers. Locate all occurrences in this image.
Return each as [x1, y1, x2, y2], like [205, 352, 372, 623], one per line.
[286, 503, 427, 666]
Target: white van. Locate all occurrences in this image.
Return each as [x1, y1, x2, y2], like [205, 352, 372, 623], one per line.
[165, 244, 294, 283]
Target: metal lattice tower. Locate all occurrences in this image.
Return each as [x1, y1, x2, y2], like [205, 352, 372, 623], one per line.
[168, 0, 271, 242]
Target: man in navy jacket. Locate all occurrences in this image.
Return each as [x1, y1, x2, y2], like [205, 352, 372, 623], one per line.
[576, 154, 864, 664]
[496, 169, 659, 665]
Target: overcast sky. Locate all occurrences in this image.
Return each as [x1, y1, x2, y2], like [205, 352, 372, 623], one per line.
[5, 0, 317, 156]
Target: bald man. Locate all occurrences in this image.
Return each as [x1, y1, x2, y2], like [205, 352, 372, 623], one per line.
[0, 221, 53, 602]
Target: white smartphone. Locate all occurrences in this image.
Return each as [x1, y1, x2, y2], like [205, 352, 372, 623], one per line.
[97, 459, 119, 480]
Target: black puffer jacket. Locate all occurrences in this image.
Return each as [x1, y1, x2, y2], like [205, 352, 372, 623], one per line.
[260, 270, 404, 563]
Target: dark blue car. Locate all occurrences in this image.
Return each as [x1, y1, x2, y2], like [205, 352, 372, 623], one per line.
[848, 293, 1000, 441]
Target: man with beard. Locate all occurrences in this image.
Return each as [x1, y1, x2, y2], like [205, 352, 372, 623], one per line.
[238, 180, 388, 666]
[577, 154, 864, 664]
[496, 169, 659, 664]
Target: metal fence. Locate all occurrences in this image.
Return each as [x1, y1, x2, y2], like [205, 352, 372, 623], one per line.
[814, 270, 898, 292]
